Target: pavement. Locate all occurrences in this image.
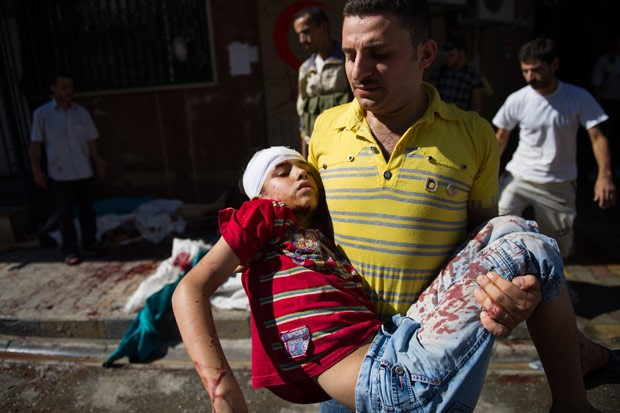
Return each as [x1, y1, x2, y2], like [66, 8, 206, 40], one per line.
[1, 178, 620, 411]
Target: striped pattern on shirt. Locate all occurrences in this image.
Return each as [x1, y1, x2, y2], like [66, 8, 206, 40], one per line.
[218, 199, 381, 403]
[309, 83, 499, 319]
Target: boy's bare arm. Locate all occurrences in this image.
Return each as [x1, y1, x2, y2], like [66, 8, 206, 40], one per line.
[172, 237, 248, 413]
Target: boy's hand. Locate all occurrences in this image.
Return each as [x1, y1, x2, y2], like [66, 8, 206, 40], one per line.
[474, 273, 541, 337]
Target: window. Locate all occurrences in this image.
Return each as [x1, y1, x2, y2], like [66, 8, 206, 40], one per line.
[18, 0, 215, 93]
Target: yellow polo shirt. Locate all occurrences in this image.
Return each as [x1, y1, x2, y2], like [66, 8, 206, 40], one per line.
[308, 83, 499, 319]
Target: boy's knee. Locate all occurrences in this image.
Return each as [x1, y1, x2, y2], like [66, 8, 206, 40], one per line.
[481, 215, 539, 244]
[503, 232, 561, 259]
[499, 232, 564, 302]
[488, 215, 537, 232]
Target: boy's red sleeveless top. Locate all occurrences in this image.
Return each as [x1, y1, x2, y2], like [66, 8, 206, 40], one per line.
[219, 199, 382, 403]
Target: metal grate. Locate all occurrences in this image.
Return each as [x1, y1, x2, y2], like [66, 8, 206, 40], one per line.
[17, 0, 215, 95]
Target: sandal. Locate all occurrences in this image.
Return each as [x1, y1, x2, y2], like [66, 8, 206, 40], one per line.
[64, 253, 81, 266]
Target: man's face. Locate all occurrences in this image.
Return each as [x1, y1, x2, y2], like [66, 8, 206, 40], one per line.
[520, 58, 557, 91]
[342, 13, 434, 116]
[260, 159, 319, 217]
[50, 76, 74, 104]
[444, 48, 464, 69]
[293, 14, 326, 53]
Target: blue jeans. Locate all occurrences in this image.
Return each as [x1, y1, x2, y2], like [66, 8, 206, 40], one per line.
[321, 215, 564, 413]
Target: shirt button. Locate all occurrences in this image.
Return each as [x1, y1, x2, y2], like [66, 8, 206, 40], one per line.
[322, 163, 328, 169]
[348, 155, 355, 161]
[383, 171, 392, 180]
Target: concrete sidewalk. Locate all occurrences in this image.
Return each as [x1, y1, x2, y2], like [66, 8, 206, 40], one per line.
[0, 239, 251, 341]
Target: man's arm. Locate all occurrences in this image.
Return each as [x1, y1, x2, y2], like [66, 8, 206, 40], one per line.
[172, 237, 248, 413]
[495, 128, 512, 156]
[29, 142, 47, 190]
[588, 125, 617, 209]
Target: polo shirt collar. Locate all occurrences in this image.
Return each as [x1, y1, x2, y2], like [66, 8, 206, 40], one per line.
[333, 82, 464, 133]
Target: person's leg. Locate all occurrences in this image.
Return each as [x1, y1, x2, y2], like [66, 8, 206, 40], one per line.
[530, 180, 576, 260]
[76, 177, 97, 249]
[400, 216, 592, 411]
[50, 178, 78, 258]
[482, 232, 595, 412]
[498, 173, 530, 216]
[526, 285, 592, 412]
[524, 181, 614, 378]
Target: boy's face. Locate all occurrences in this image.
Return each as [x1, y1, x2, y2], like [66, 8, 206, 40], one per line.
[259, 159, 319, 218]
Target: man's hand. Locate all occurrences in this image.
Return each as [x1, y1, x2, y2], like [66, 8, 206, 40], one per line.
[33, 169, 47, 190]
[474, 272, 541, 337]
[594, 175, 616, 209]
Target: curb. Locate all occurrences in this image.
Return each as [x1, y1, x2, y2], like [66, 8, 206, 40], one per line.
[0, 334, 252, 369]
[0, 307, 251, 340]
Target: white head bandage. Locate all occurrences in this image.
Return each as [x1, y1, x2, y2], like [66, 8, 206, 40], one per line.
[242, 146, 305, 198]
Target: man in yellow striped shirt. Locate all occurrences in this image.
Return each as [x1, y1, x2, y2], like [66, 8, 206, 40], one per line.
[308, 0, 505, 326]
[310, 4, 617, 411]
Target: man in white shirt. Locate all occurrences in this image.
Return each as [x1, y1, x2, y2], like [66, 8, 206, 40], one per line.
[29, 72, 106, 265]
[493, 37, 616, 260]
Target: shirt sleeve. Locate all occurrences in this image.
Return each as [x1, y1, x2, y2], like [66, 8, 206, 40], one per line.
[30, 108, 44, 143]
[80, 107, 100, 141]
[218, 199, 293, 263]
[578, 90, 609, 130]
[492, 93, 519, 131]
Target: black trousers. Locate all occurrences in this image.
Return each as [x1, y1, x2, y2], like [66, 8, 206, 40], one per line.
[50, 177, 97, 256]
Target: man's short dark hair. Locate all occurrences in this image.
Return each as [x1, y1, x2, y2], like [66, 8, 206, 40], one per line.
[48, 70, 73, 86]
[518, 38, 558, 64]
[343, 0, 431, 46]
[293, 7, 329, 27]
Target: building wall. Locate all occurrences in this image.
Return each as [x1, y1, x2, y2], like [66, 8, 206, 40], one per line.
[74, 0, 265, 206]
[7, 0, 613, 210]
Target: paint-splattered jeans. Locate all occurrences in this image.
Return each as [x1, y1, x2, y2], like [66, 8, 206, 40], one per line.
[349, 215, 564, 412]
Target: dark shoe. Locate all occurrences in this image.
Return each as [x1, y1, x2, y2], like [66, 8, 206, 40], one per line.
[64, 253, 81, 266]
[584, 349, 620, 390]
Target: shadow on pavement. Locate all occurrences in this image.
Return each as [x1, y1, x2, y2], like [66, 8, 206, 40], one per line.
[569, 280, 620, 320]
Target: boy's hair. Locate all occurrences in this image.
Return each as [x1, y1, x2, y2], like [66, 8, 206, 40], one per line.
[293, 7, 329, 27]
[343, 0, 431, 46]
[518, 38, 558, 64]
